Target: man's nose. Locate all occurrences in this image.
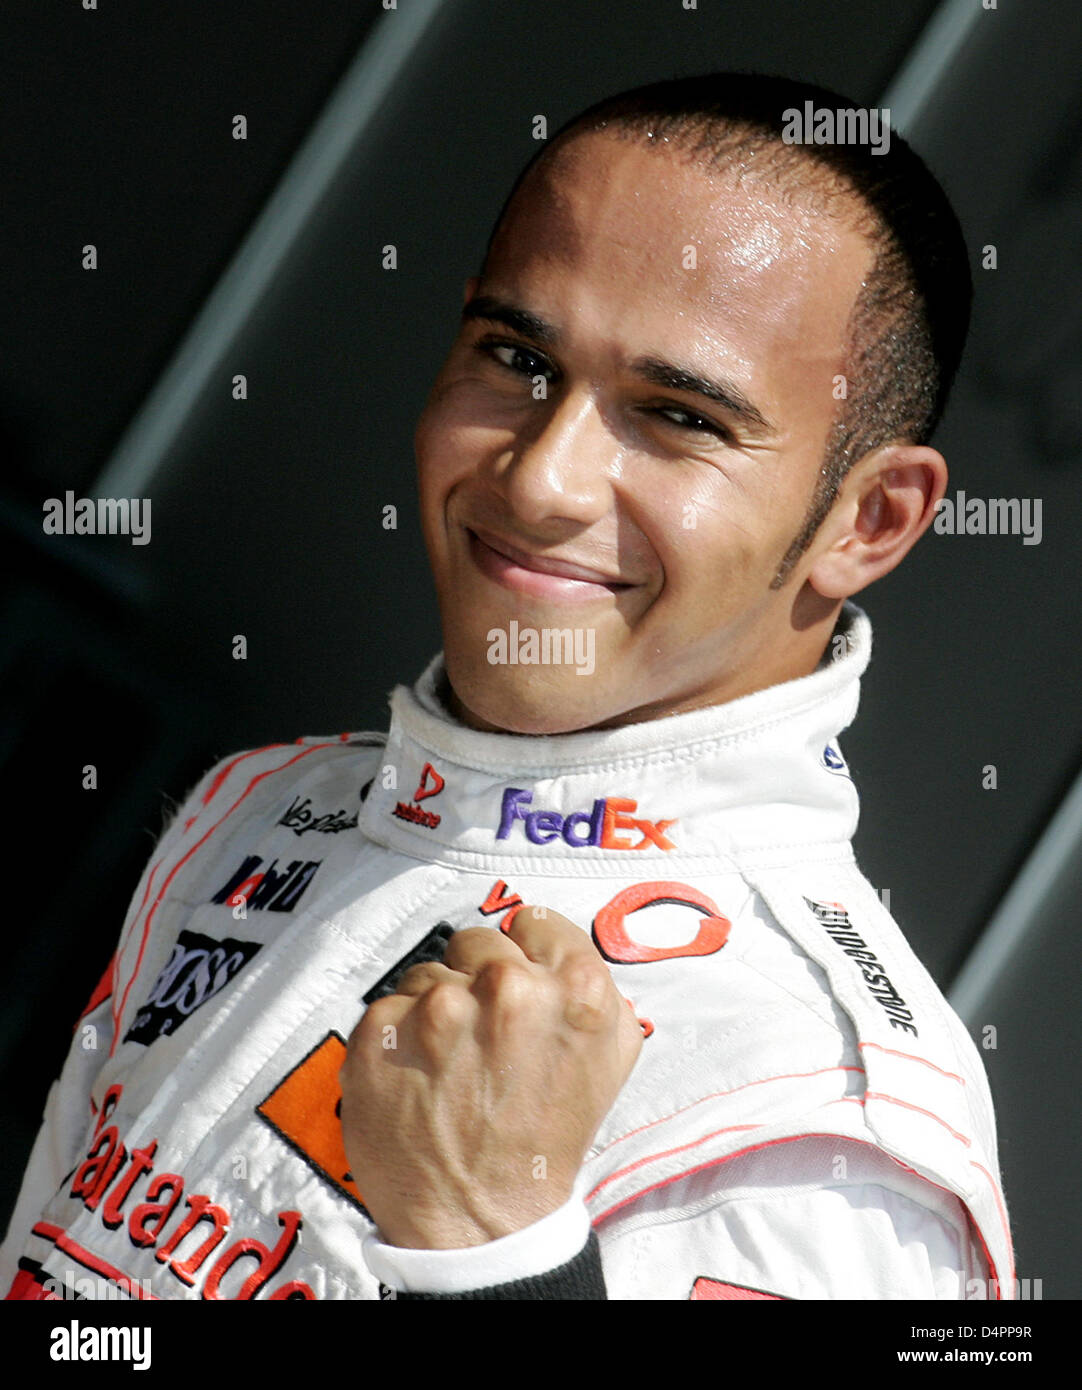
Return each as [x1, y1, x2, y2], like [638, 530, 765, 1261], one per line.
[495, 386, 616, 526]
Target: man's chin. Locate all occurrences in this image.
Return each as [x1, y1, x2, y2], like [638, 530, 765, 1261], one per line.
[441, 660, 624, 737]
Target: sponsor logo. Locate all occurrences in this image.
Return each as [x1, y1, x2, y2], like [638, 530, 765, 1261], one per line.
[362, 923, 455, 1005]
[483, 876, 731, 1036]
[277, 795, 359, 837]
[392, 761, 444, 830]
[412, 763, 444, 800]
[592, 882, 729, 965]
[496, 787, 677, 851]
[821, 744, 850, 776]
[43, 1084, 314, 1300]
[256, 1033, 365, 1211]
[476, 876, 733, 1039]
[690, 1277, 787, 1300]
[804, 898, 919, 1037]
[478, 879, 525, 931]
[210, 854, 321, 913]
[781, 101, 891, 155]
[124, 931, 261, 1046]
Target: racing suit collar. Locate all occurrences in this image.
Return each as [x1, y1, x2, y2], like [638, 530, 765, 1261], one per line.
[358, 601, 871, 873]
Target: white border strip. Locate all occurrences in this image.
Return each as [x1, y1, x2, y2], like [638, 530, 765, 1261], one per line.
[95, 0, 451, 499]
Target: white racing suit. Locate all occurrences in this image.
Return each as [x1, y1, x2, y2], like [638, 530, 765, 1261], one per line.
[0, 602, 1014, 1300]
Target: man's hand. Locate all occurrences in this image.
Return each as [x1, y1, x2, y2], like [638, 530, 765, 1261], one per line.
[339, 906, 644, 1250]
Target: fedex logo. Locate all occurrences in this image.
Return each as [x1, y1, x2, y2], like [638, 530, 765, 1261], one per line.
[496, 787, 677, 851]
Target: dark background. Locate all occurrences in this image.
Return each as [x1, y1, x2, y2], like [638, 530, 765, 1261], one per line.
[3, 0, 1078, 1296]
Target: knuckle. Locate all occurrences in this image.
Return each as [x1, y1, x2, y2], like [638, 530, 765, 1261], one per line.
[562, 957, 612, 1011]
[563, 998, 607, 1032]
[473, 958, 536, 1004]
[396, 961, 442, 994]
[416, 980, 471, 1033]
[441, 926, 489, 968]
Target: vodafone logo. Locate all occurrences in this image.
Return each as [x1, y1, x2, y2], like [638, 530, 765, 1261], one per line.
[392, 762, 445, 830]
[592, 883, 730, 963]
[413, 762, 445, 801]
[479, 878, 730, 965]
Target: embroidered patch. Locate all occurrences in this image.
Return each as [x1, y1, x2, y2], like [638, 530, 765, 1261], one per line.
[210, 854, 321, 913]
[256, 1032, 365, 1212]
[124, 931, 260, 1046]
[392, 761, 445, 829]
[690, 1276, 788, 1300]
[362, 922, 455, 1005]
[803, 898, 919, 1037]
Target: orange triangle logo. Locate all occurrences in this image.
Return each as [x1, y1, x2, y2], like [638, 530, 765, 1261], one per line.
[414, 762, 445, 801]
[256, 1032, 364, 1209]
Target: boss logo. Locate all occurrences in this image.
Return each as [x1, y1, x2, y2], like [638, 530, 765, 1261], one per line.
[124, 930, 261, 1046]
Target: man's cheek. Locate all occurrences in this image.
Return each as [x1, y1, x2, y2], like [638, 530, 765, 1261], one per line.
[685, 518, 765, 591]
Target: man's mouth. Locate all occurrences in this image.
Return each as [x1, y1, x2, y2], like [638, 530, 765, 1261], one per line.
[465, 526, 633, 602]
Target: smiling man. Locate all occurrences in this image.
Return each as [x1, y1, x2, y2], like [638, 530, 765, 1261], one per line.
[421, 144, 883, 736]
[2, 74, 1011, 1302]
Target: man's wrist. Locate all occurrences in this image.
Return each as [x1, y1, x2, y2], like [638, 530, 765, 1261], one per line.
[362, 1189, 592, 1295]
[384, 1230, 608, 1301]
[368, 1182, 575, 1252]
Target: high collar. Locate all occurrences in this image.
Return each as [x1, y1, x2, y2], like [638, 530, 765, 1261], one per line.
[357, 602, 871, 876]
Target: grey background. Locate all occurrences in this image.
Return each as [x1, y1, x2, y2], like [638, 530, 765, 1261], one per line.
[2, 0, 1078, 1296]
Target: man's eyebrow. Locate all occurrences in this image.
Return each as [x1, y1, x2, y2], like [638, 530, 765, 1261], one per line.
[460, 295, 559, 346]
[632, 357, 774, 435]
[461, 294, 774, 435]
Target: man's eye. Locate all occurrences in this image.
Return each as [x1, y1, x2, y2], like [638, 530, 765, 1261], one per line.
[479, 340, 556, 381]
[648, 405, 731, 440]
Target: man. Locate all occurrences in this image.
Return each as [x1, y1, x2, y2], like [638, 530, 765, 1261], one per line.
[2, 73, 1011, 1301]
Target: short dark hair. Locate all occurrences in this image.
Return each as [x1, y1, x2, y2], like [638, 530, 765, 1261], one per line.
[480, 73, 973, 584]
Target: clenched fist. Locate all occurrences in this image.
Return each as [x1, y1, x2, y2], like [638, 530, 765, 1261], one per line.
[339, 906, 644, 1249]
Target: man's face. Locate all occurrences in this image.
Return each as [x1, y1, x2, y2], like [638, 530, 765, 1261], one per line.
[415, 130, 875, 734]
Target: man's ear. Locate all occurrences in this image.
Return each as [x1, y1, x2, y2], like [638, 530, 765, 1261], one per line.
[807, 444, 948, 600]
[463, 275, 480, 308]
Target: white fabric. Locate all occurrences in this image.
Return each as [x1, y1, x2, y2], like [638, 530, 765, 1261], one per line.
[363, 1188, 591, 1294]
[598, 1136, 986, 1300]
[0, 601, 1014, 1299]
